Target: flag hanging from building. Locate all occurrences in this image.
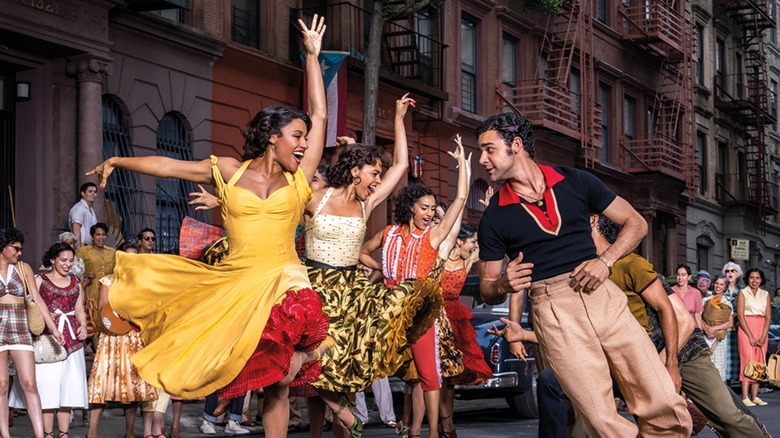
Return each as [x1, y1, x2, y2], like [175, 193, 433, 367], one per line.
[302, 51, 349, 147]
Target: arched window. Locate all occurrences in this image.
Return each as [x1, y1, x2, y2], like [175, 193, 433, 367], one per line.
[467, 178, 490, 211]
[102, 95, 149, 243]
[155, 113, 204, 253]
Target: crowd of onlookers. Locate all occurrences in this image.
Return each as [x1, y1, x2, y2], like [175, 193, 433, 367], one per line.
[670, 262, 779, 406]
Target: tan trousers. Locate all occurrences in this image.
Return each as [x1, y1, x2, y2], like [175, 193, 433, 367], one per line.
[530, 273, 692, 437]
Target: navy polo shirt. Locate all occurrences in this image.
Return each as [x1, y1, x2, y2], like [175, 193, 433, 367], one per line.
[478, 165, 616, 281]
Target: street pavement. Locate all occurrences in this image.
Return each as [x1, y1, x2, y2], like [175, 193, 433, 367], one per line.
[7, 386, 780, 437]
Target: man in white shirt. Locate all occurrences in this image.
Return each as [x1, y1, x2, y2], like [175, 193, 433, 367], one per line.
[68, 182, 98, 246]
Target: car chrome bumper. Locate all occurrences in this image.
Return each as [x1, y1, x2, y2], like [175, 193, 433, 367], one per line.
[454, 372, 519, 390]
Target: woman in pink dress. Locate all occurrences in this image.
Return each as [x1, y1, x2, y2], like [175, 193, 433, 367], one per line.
[672, 264, 703, 329]
[736, 267, 771, 406]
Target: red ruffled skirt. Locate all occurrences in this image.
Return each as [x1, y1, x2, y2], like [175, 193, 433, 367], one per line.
[217, 288, 329, 399]
[443, 298, 493, 386]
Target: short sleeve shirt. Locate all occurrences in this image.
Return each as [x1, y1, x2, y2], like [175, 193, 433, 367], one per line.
[609, 253, 657, 335]
[671, 285, 704, 315]
[68, 199, 97, 244]
[478, 165, 617, 281]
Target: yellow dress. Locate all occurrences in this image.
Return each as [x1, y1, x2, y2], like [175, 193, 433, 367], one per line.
[109, 156, 326, 399]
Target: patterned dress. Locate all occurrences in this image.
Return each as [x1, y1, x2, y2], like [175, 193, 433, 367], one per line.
[723, 286, 741, 381]
[440, 267, 493, 385]
[11, 273, 88, 409]
[703, 294, 733, 382]
[87, 276, 158, 404]
[306, 188, 440, 393]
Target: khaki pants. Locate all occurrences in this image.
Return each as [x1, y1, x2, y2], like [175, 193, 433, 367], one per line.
[530, 273, 692, 437]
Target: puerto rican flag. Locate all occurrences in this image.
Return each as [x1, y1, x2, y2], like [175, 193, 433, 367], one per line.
[303, 51, 349, 147]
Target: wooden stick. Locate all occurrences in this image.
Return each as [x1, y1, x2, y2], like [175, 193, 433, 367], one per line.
[7, 185, 15, 228]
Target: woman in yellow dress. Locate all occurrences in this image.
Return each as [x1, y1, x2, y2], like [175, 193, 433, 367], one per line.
[86, 16, 330, 438]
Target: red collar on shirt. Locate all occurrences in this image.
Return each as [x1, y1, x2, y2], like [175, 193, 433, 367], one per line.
[498, 164, 565, 206]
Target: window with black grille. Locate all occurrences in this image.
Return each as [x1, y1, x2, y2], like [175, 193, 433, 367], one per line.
[155, 113, 204, 254]
[102, 96, 151, 245]
[232, 0, 259, 48]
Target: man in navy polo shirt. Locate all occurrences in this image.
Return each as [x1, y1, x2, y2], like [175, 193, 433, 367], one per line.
[475, 112, 691, 437]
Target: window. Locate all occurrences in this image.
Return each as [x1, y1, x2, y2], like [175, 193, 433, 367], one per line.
[696, 25, 705, 85]
[232, 0, 259, 48]
[696, 132, 707, 196]
[716, 141, 727, 200]
[461, 15, 477, 113]
[646, 107, 655, 139]
[467, 178, 490, 212]
[102, 96, 150, 244]
[501, 34, 517, 86]
[0, 75, 14, 229]
[715, 38, 726, 96]
[738, 150, 747, 200]
[155, 114, 205, 253]
[150, 8, 184, 22]
[771, 1, 777, 44]
[598, 82, 611, 162]
[771, 79, 778, 130]
[734, 53, 743, 99]
[569, 68, 581, 116]
[414, 9, 438, 86]
[696, 243, 709, 273]
[623, 95, 636, 141]
[596, 0, 607, 24]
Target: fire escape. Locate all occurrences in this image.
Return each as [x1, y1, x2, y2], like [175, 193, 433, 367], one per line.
[618, 1, 697, 194]
[496, 1, 602, 168]
[713, 0, 776, 228]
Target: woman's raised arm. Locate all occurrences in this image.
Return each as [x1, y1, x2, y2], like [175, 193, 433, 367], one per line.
[366, 93, 415, 214]
[298, 15, 328, 183]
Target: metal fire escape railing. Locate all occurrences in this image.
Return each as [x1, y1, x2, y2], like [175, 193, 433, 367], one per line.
[289, 2, 446, 98]
[496, 0, 602, 167]
[618, 1, 697, 195]
[713, 0, 776, 228]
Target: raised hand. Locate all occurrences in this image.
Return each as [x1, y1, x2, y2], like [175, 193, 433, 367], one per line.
[447, 134, 472, 168]
[479, 186, 494, 207]
[396, 92, 416, 119]
[336, 136, 356, 146]
[298, 14, 326, 57]
[189, 184, 219, 211]
[85, 158, 116, 189]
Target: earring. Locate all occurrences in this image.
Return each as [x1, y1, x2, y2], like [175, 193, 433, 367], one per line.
[353, 176, 362, 185]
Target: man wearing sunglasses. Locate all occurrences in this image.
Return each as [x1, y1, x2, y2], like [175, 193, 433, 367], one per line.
[138, 228, 156, 254]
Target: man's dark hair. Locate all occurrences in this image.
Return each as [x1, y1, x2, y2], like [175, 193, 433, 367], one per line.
[137, 228, 156, 240]
[80, 182, 97, 194]
[596, 214, 620, 244]
[476, 112, 535, 158]
[90, 222, 109, 236]
[118, 241, 140, 252]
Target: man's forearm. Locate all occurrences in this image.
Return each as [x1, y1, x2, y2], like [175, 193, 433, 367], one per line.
[480, 278, 508, 305]
[600, 215, 646, 265]
[658, 307, 680, 367]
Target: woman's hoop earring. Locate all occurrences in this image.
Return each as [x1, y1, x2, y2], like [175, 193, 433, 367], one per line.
[353, 176, 362, 185]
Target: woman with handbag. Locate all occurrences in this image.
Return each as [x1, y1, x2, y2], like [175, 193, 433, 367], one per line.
[702, 275, 735, 381]
[86, 16, 332, 438]
[0, 228, 63, 438]
[10, 242, 89, 437]
[737, 267, 772, 406]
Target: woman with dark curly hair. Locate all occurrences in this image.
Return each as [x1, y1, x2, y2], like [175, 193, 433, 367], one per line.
[360, 138, 471, 438]
[298, 94, 443, 438]
[85, 16, 333, 437]
[10, 242, 89, 438]
[0, 228, 62, 438]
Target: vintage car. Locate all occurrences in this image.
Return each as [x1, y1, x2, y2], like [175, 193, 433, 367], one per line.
[454, 275, 538, 419]
[389, 275, 539, 419]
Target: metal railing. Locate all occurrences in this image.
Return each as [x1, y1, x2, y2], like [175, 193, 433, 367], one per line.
[619, 135, 688, 181]
[620, 0, 685, 52]
[289, 2, 445, 92]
